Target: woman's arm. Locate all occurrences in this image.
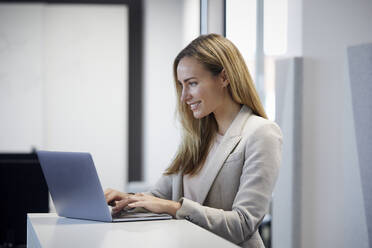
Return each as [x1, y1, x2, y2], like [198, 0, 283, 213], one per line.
[146, 173, 173, 199]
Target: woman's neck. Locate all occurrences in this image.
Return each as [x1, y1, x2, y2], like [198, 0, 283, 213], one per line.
[213, 99, 241, 135]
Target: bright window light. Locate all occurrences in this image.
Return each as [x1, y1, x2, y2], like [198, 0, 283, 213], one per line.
[264, 0, 288, 55]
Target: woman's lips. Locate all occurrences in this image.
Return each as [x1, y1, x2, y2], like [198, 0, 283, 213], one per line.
[190, 101, 200, 111]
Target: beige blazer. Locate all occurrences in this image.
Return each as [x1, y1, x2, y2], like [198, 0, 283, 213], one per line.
[149, 105, 282, 248]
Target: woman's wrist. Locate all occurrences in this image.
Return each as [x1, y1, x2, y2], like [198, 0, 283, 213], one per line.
[166, 200, 181, 218]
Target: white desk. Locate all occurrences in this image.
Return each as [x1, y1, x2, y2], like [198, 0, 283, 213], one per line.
[27, 213, 239, 248]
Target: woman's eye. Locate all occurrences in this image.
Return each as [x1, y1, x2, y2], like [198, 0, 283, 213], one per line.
[189, 82, 198, 86]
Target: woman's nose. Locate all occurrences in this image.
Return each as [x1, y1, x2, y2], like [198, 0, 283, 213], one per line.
[181, 88, 190, 103]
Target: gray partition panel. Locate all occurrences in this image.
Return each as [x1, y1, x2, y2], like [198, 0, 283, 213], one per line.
[272, 57, 303, 248]
[348, 42, 372, 248]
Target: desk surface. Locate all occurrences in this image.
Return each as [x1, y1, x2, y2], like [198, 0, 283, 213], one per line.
[27, 213, 239, 248]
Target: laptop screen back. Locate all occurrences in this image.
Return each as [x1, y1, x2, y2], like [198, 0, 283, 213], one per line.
[37, 151, 112, 222]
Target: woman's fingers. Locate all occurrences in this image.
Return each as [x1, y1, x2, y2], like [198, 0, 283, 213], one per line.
[109, 194, 179, 217]
[104, 189, 136, 208]
[105, 192, 116, 204]
[103, 188, 113, 196]
[104, 188, 113, 201]
[126, 195, 145, 207]
[112, 196, 138, 213]
[105, 191, 121, 204]
[127, 201, 142, 208]
[126, 195, 166, 214]
[108, 193, 170, 215]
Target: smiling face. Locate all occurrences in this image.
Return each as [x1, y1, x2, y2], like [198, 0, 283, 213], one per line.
[177, 56, 228, 119]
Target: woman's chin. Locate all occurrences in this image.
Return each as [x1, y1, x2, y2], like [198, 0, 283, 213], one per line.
[192, 110, 207, 119]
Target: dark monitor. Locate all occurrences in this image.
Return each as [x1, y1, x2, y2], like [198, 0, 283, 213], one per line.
[0, 153, 49, 247]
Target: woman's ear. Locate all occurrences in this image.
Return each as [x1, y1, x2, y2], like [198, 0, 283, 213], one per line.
[220, 69, 229, 87]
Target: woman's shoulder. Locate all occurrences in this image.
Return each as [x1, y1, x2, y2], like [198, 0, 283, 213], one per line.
[242, 113, 282, 140]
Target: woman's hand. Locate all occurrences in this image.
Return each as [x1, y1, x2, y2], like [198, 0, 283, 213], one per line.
[114, 193, 181, 218]
[104, 188, 133, 208]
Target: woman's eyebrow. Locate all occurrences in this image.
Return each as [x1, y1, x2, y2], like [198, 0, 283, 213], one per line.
[180, 77, 197, 83]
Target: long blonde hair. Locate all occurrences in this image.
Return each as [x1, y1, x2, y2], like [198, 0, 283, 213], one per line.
[165, 34, 267, 175]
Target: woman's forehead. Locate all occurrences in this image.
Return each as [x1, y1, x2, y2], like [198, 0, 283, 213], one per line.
[177, 57, 204, 81]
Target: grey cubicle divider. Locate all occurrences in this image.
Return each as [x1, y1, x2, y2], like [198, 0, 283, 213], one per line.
[348, 43, 372, 248]
[272, 57, 303, 248]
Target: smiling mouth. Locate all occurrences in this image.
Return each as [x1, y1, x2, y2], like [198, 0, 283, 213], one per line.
[189, 101, 201, 111]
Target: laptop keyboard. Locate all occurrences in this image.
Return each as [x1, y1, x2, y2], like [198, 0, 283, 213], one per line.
[111, 208, 171, 219]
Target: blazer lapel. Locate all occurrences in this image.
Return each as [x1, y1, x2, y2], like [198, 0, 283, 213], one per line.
[197, 105, 252, 204]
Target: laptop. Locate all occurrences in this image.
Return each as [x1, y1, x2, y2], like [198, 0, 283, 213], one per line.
[36, 150, 172, 222]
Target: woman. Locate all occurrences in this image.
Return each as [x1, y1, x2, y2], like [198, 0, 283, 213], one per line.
[105, 34, 282, 247]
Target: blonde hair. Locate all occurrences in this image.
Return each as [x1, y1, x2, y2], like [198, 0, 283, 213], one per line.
[165, 34, 267, 175]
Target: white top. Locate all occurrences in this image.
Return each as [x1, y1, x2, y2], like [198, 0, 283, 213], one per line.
[183, 133, 224, 204]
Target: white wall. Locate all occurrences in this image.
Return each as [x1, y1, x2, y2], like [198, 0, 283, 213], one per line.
[0, 4, 44, 152]
[272, 57, 303, 248]
[42, 4, 128, 191]
[286, 0, 302, 57]
[0, 3, 128, 192]
[143, 0, 183, 186]
[143, 0, 199, 186]
[299, 0, 372, 247]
